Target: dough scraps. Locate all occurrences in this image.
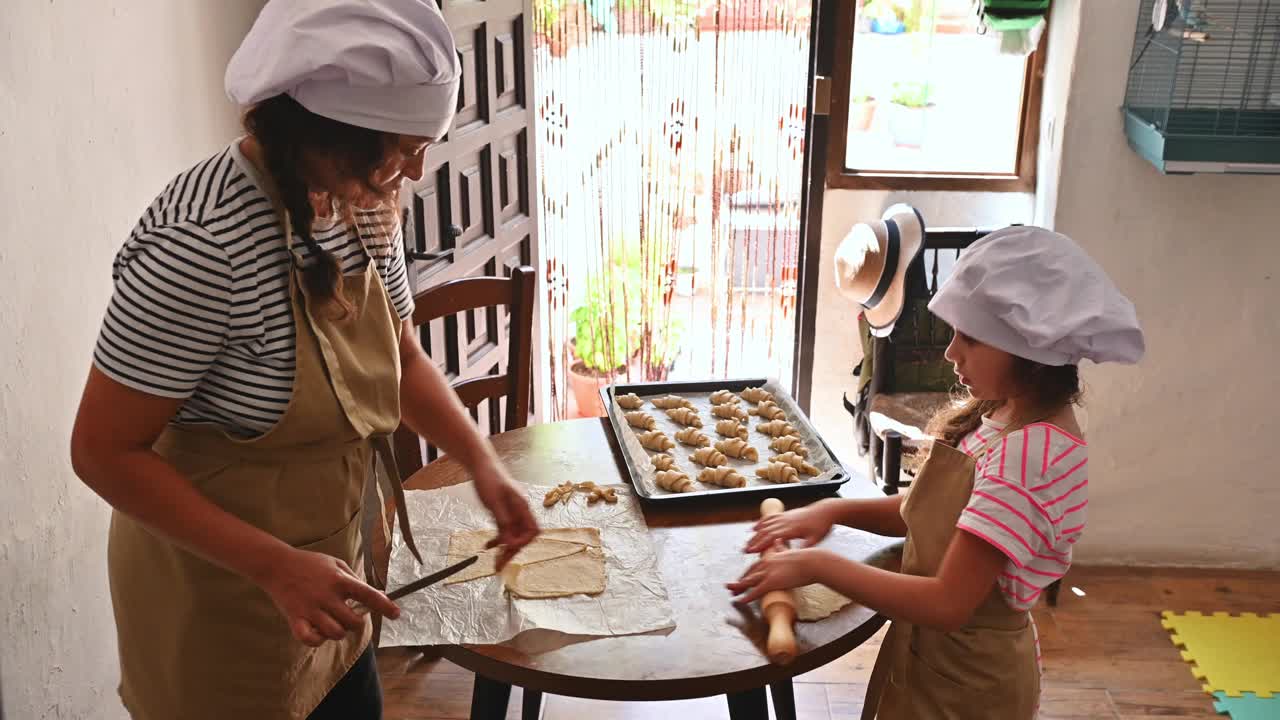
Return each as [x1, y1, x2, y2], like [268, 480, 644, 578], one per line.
[444, 528, 601, 585]
[792, 584, 853, 621]
[500, 546, 607, 599]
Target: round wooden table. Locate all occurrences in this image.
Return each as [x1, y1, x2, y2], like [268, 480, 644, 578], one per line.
[396, 418, 901, 720]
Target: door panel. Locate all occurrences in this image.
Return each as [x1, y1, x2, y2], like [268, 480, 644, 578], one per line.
[403, 0, 539, 441]
[401, 0, 537, 409]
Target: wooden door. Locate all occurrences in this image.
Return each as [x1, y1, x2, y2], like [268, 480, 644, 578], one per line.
[402, 0, 539, 441]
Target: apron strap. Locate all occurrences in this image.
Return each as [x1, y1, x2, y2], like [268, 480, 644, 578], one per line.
[370, 434, 425, 566]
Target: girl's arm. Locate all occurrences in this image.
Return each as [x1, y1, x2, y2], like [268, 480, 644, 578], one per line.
[744, 494, 907, 554]
[827, 494, 908, 537]
[730, 528, 1006, 632]
[397, 320, 538, 566]
[70, 368, 400, 645]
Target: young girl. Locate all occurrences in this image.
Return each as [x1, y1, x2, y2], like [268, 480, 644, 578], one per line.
[728, 226, 1144, 719]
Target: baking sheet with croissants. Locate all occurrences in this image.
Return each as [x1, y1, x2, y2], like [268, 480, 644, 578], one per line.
[604, 380, 848, 499]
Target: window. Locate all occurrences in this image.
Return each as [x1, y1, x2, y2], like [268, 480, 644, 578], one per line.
[828, 0, 1047, 191]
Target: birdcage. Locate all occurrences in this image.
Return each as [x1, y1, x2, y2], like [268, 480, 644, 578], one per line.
[1123, 0, 1280, 174]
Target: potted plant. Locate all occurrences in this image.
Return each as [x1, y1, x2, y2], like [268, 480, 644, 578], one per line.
[864, 0, 906, 33]
[849, 86, 878, 132]
[567, 284, 634, 417]
[888, 79, 934, 148]
[535, 0, 590, 57]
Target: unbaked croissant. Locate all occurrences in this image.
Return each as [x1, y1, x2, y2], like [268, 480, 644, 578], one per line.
[698, 467, 746, 488]
[709, 390, 739, 405]
[650, 453, 678, 471]
[756, 462, 800, 484]
[749, 401, 787, 421]
[616, 393, 645, 410]
[770, 451, 820, 475]
[625, 411, 656, 430]
[675, 427, 710, 447]
[656, 470, 695, 493]
[666, 407, 703, 427]
[690, 447, 728, 467]
[715, 420, 749, 440]
[652, 394, 694, 410]
[756, 420, 798, 437]
[740, 387, 773, 404]
[639, 431, 675, 452]
[714, 438, 759, 462]
[769, 435, 809, 456]
[712, 404, 748, 421]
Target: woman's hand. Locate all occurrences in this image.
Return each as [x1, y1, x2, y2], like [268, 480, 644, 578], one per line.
[257, 547, 400, 647]
[727, 547, 834, 605]
[744, 500, 838, 554]
[471, 459, 539, 569]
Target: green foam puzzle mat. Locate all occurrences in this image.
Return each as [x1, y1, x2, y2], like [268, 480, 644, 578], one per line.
[1214, 692, 1280, 720]
[1161, 611, 1280, 698]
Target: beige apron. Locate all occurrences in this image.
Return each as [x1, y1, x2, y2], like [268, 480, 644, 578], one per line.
[863, 428, 1040, 720]
[107, 217, 421, 720]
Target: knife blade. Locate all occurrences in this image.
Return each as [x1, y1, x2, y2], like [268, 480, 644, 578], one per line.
[351, 554, 479, 615]
[386, 554, 479, 601]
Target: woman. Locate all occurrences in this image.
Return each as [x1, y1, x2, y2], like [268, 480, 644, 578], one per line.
[69, 1, 537, 718]
[730, 226, 1145, 718]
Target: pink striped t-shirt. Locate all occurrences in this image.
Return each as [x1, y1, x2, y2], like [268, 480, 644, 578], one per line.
[955, 416, 1088, 611]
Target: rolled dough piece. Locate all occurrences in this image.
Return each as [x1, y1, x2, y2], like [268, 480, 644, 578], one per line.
[444, 528, 601, 584]
[502, 546, 607, 599]
[792, 584, 853, 622]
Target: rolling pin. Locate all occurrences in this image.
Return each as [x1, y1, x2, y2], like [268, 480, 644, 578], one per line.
[758, 497, 797, 666]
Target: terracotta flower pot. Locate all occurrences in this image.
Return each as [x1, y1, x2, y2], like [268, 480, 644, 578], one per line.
[849, 99, 878, 132]
[568, 360, 614, 417]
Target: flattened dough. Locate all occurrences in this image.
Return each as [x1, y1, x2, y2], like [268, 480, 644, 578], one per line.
[793, 584, 853, 622]
[502, 547, 607, 599]
[444, 528, 601, 585]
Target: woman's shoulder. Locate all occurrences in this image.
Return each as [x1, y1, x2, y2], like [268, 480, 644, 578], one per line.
[117, 144, 282, 278]
[144, 144, 264, 229]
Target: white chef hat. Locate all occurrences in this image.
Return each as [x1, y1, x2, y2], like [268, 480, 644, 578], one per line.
[928, 226, 1145, 366]
[225, 0, 461, 139]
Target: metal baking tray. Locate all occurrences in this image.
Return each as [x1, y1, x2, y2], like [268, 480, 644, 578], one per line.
[600, 378, 852, 504]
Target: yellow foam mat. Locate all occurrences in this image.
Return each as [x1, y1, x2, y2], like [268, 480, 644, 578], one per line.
[1161, 611, 1280, 698]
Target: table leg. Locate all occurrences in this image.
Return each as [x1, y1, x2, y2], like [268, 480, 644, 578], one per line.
[770, 679, 797, 720]
[521, 688, 543, 720]
[469, 674, 512, 720]
[725, 686, 769, 720]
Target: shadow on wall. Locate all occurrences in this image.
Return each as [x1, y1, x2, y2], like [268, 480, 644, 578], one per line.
[178, 2, 265, 147]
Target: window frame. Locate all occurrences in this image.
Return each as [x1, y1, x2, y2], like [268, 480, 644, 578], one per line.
[826, 0, 1048, 193]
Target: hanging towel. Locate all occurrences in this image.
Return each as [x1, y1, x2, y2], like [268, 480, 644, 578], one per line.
[979, 0, 1049, 56]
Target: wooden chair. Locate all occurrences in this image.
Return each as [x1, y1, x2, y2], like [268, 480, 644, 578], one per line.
[374, 266, 535, 648]
[392, 265, 537, 482]
[847, 229, 986, 495]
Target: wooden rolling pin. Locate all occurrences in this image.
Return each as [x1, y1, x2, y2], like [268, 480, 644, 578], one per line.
[759, 497, 797, 666]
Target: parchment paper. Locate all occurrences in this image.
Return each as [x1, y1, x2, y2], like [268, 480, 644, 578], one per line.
[608, 378, 844, 498]
[379, 482, 676, 654]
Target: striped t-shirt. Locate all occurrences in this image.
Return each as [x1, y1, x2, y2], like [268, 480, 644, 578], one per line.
[92, 140, 414, 438]
[955, 417, 1088, 611]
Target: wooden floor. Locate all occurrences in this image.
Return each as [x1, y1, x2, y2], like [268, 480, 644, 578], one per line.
[379, 566, 1280, 719]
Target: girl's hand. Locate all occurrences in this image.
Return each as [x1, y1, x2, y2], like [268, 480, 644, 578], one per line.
[258, 547, 400, 647]
[727, 547, 832, 605]
[744, 500, 837, 554]
[471, 459, 540, 569]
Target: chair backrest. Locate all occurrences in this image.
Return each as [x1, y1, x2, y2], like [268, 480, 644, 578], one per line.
[867, 229, 994, 397]
[392, 265, 536, 481]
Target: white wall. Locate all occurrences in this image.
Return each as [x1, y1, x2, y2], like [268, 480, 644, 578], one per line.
[1044, 1, 1280, 568]
[0, 2, 262, 717]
